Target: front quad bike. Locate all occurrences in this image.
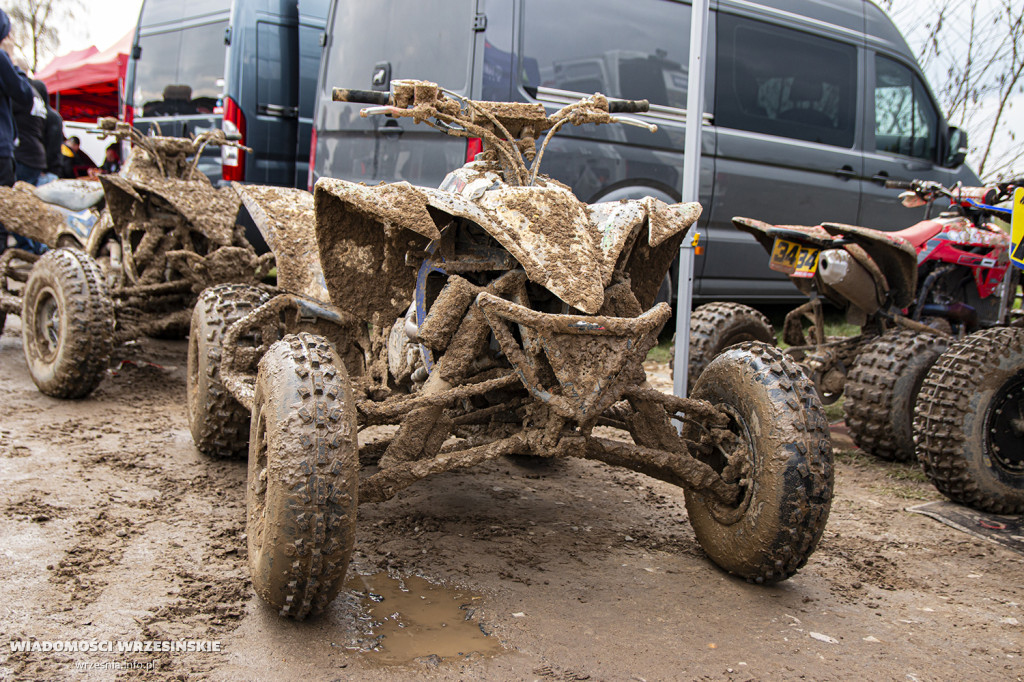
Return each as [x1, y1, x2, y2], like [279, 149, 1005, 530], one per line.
[17, 119, 273, 399]
[191, 81, 834, 620]
[914, 327, 1024, 514]
[692, 180, 1020, 461]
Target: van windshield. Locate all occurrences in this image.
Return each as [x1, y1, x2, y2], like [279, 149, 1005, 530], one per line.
[325, 0, 473, 93]
[132, 21, 227, 118]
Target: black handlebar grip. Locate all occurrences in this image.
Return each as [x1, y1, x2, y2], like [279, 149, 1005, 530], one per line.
[884, 179, 914, 190]
[332, 88, 391, 105]
[608, 99, 650, 114]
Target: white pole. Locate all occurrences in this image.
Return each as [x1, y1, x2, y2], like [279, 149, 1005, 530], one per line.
[672, 0, 710, 400]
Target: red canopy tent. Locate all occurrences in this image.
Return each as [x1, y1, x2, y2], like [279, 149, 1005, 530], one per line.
[37, 31, 132, 122]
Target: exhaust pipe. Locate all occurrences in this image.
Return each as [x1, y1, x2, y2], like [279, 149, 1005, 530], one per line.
[817, 249, 882, 316]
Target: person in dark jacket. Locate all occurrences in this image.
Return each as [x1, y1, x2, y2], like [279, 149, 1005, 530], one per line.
[0, 8, 38, 255]
[14, 77, 50, 186]
[42, 103, 64, 183]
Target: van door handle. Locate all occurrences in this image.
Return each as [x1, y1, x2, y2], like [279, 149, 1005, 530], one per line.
[257, 103, 298, 119]
[834, 165, 856, 180]
[380, 120, 403, 136]
[871, 171, 890, 185]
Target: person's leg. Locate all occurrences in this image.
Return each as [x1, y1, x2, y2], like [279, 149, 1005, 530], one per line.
[0, 157, 15, 254]
[14, 163, 41, 186]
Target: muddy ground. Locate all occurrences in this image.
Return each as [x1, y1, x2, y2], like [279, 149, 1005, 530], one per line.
[1, 320, 1022, 681]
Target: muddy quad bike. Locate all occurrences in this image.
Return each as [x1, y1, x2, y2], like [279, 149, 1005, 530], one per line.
[16, 118, 272, 399]
[189, 80, 833, 620]
[914, 326, 1024, 514]
[690, 180, 1018, 462]
[0, 178, 107, 334]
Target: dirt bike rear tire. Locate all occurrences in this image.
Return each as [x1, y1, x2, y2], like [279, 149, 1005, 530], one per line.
[247, 332, 359, 620]
[188, 284, 271, 458]
[687, 302, 775, 390]
[844, 330, 949, 462]
[684, 342, 833, 584]
[914, 327, 1024, 514]
[21, 248, 113, 399]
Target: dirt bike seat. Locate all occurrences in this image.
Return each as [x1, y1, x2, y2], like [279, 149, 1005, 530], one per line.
[887, 219, 945, 249]
[33, 179, 105, 213]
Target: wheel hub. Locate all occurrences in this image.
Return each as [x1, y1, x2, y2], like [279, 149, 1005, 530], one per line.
[987, 371, 1024, 475]
[701, 404, 755, 523]
[33, 288, 61, 361]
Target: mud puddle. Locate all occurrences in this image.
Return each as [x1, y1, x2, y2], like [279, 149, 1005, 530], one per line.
[344, 572, 504, 665]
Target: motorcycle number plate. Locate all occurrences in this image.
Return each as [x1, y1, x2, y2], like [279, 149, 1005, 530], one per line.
[769, 238, 819, 278]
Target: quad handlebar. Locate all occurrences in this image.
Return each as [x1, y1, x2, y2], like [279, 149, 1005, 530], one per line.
[331, 79, 653, 186]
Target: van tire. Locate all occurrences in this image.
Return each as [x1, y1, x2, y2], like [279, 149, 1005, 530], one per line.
[687, 303, 775, 389]
[844, 330, 949, 462]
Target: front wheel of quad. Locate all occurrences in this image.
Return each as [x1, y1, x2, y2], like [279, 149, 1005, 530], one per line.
[684, 342, 833, 583]
[914, 327, 1024, 514]
[687, 302, 775, 389]
[247, 332, 359, 620]
[188, 284, 271, 458]
[21, 248, 113, 398]
[844, 330, 949, 462]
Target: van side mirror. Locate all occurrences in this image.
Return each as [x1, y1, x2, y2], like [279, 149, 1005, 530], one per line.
[946, 127, 967, 167]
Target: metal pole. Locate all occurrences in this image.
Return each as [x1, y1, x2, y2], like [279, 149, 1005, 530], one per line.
[673, 0, 710, 400]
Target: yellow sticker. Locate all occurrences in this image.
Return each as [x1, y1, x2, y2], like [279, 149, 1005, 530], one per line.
[1012, 187, 1024, 271]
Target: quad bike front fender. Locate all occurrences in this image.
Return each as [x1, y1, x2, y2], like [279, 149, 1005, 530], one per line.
[231, 183, 328, 302]
[100, 174, 241, 248]
[0, 184, 69, 246]
[314, 177, 700, 320]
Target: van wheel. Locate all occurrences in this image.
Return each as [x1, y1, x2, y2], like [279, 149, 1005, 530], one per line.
[247, 333, 359, 620]
[188, 284, 271, 458]
[687, 303, 775, 389]
[844, 330, 949, 462]
[21, 248, 113, 398]
[914, 328, 1024, 514]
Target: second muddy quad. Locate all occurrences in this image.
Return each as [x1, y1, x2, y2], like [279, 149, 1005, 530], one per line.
[189, 81, 834, 620]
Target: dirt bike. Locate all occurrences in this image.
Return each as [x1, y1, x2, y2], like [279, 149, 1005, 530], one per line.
[914, 187, 1024, 514]
[689, 179, 1019, 463]
[188, 80, 834, 621]
[6, 118, 271, 399]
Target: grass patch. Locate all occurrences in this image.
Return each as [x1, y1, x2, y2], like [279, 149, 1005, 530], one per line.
[646, 338, 674, 363]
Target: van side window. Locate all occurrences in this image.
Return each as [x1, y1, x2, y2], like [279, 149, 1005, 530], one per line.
[873, 56, 939, 161]
[715, 14, 856, 148]
[133, 22, 227, 117]
[257, 22, 298, 112]
[520, 0, 690, 109]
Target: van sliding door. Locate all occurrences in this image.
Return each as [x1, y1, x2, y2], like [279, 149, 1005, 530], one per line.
[704, 12, 863, 300]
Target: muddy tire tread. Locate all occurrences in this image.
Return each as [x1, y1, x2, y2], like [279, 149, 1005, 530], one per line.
[844, 330, 949, 462]
[687, 302, 775, 387]
[690, 342, 833, 584]
[914, 327, 1024, 514]
[189, 284, 270, 458]
[22, 248, 113, 399]
[250, 333, 358, 621]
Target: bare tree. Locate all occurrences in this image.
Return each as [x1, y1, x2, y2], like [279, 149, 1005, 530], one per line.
[887, 0, 1024, 180]
[6, 0, 83, 73]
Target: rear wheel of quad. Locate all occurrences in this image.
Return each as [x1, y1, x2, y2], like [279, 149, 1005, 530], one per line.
[21, 248, 113, 399]
[684, 342, 833, 583]
[914, 327, 1024, 514]
[844, 330, 949, 462]
[188, 284, 271, 458]
[247, 332, 359, 620]
[687, 302, 775, 389]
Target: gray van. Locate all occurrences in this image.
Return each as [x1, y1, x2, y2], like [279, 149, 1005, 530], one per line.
[124, 0, 328, 188]
[310, 0, 980, 301]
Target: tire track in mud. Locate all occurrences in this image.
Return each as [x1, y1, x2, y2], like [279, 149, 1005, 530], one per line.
[1, 333, 253, 680]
